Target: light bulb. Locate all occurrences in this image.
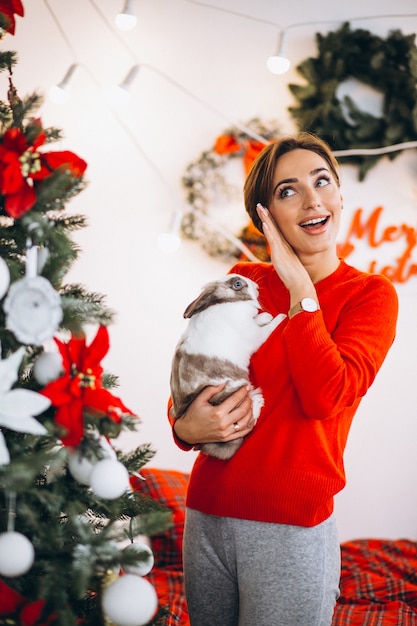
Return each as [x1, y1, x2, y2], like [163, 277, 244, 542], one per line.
[115, 0, 137, 31]
[115, 13, 137, 30]
[158, 210, 183, 253]
[48, 84, 71, 104]
[267, 30, 290, 75]
[106, 65, 140, 105]
[158, 232, 181, 253]
[48, 64, 78, 104]
[105, 84, 131, 106]
[267, 55, 291, 75]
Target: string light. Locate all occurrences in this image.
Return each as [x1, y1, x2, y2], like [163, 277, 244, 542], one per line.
[114, 63, 270, 144]
[158, 209, 184, 253]
[43, 0, 417, 258]
[106, 64, 140, 105]
[266, 31, 290, 75]
[115, 0, 137, 31]
[263, 14, 417, 76]
[48, 63, 78, 104]
[185, 2, 417, 78]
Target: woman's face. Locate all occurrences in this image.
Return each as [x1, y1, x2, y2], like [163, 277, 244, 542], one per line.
[268, 148, 342, 261]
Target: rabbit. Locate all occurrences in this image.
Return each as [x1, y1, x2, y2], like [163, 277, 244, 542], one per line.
[170, 274, 286, 460]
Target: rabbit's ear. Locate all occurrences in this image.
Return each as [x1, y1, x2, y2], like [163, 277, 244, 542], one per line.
[183, 290, 214, 318]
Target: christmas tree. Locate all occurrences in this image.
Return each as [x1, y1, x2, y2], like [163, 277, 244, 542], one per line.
[0, 4, 171, 625]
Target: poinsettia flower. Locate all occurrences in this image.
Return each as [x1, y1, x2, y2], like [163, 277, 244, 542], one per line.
[214, 134, 242, 155]
[42, 150, 87, 178]
[243, 140, 267, 175]
[0, 122, 87, 219]
[41, 326, 135, 447]
[0, 577, 22, 613]
[20, 598, 57, 626]
[213, 134, 267, 176]
[0, 345, 50, 464]
[0, 579, 56, 625]
[0, 0, 24, 35]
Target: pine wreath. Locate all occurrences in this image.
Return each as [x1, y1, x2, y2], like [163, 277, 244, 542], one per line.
[181, 118, 279, 262]
[288, 22, 417, 180]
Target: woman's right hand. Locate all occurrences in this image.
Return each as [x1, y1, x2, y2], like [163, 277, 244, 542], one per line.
[173, 384, 255, 445]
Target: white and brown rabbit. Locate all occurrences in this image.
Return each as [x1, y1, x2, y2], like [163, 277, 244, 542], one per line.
[170, 274, 286, 460]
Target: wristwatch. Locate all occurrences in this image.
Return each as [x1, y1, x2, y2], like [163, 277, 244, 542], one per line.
[289, 297, 320, 318]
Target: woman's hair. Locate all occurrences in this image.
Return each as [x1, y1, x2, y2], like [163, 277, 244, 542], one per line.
[243, 132, 340, 233]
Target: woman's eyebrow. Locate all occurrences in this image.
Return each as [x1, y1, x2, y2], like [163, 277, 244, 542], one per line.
[273, 177, 297, 195]
[273, 167, 329, 195]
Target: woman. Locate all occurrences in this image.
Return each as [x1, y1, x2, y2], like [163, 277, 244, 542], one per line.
[170, 133, 398, 625]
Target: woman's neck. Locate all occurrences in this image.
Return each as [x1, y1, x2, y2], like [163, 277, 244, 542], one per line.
[301, 252, 341, 284]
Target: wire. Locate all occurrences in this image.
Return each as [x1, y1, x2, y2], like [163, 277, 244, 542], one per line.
[186, 0, 281, 27]
[334, 141, 417, 158]
[185, 1, 417, 32]
[285, 13, 417, 32]
[42, 0, 79, 62]
[138, 63, 270, 144]
[88, 0, 138, 64]
[86, 1, 271, 143]
[41, 0, 417, 254]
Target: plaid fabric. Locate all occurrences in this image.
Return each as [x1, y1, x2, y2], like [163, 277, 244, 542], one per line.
[131, 468, 189, 569]
[332, 539, 417, 625]
[146, 569, 189, 626]
[134, 469, 417, 625]
[132, 468, 190, 625]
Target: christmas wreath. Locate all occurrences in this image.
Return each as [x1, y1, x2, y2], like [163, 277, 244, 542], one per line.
[181, 117, 278, 262]
[288, 22, 417, 179]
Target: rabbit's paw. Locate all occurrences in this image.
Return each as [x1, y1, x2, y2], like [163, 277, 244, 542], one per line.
[249, 387, 265, 421]
[256, 312, 273, 326]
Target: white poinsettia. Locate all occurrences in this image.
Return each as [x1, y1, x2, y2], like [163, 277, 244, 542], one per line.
[0, 345, 51, 465]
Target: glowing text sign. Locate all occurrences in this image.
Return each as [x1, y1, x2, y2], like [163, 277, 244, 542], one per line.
[337, 206, 417, 283]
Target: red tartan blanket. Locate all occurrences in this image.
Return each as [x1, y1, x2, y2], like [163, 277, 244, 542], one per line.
[333, 539, 417, 625]
[135, 469, 417, 625]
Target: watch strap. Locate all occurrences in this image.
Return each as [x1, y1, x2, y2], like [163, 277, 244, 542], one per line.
[288, 301, 303, 318]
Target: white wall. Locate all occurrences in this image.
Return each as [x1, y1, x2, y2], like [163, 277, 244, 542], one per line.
[7, 0, 417, 542]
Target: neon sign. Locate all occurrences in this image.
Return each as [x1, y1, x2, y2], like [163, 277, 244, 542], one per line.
[337, 206, 417, 284]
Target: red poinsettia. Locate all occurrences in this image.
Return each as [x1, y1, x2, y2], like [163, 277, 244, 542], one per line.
[41, 326, 135, 447]
[0, 0, 24, 35]
[214, 134, 267, 175]
[214, 134, 242, 155]
[0, 119, 87, 219]
[0, 578, 56, 626]
[242, 140, 267, 175]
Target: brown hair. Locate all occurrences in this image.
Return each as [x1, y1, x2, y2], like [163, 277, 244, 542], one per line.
[243, 132, 340, 233]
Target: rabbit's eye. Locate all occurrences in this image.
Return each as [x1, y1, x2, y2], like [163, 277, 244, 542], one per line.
[232, 279, 244, 290]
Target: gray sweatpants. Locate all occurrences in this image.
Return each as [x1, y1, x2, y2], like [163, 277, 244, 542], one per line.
[183, 508, 340, 626]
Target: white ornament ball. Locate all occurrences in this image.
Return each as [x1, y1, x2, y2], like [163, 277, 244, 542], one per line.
[102, 574, 158, 626]
[90, 459, 129, 499]
[122, 542, 154, 576]
[0, 531, 35, 577]
[33, 351, 63, 385]
[68, 449, 95, 485]
[0, 257, 10, 300]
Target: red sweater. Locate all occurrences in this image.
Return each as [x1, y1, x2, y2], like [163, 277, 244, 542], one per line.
[170, 260, 398, 527]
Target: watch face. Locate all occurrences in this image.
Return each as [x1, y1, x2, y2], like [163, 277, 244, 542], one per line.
[301, 297, 319, 312]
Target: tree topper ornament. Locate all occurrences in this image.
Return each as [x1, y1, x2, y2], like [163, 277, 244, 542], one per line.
[0, 345, 50, 464]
